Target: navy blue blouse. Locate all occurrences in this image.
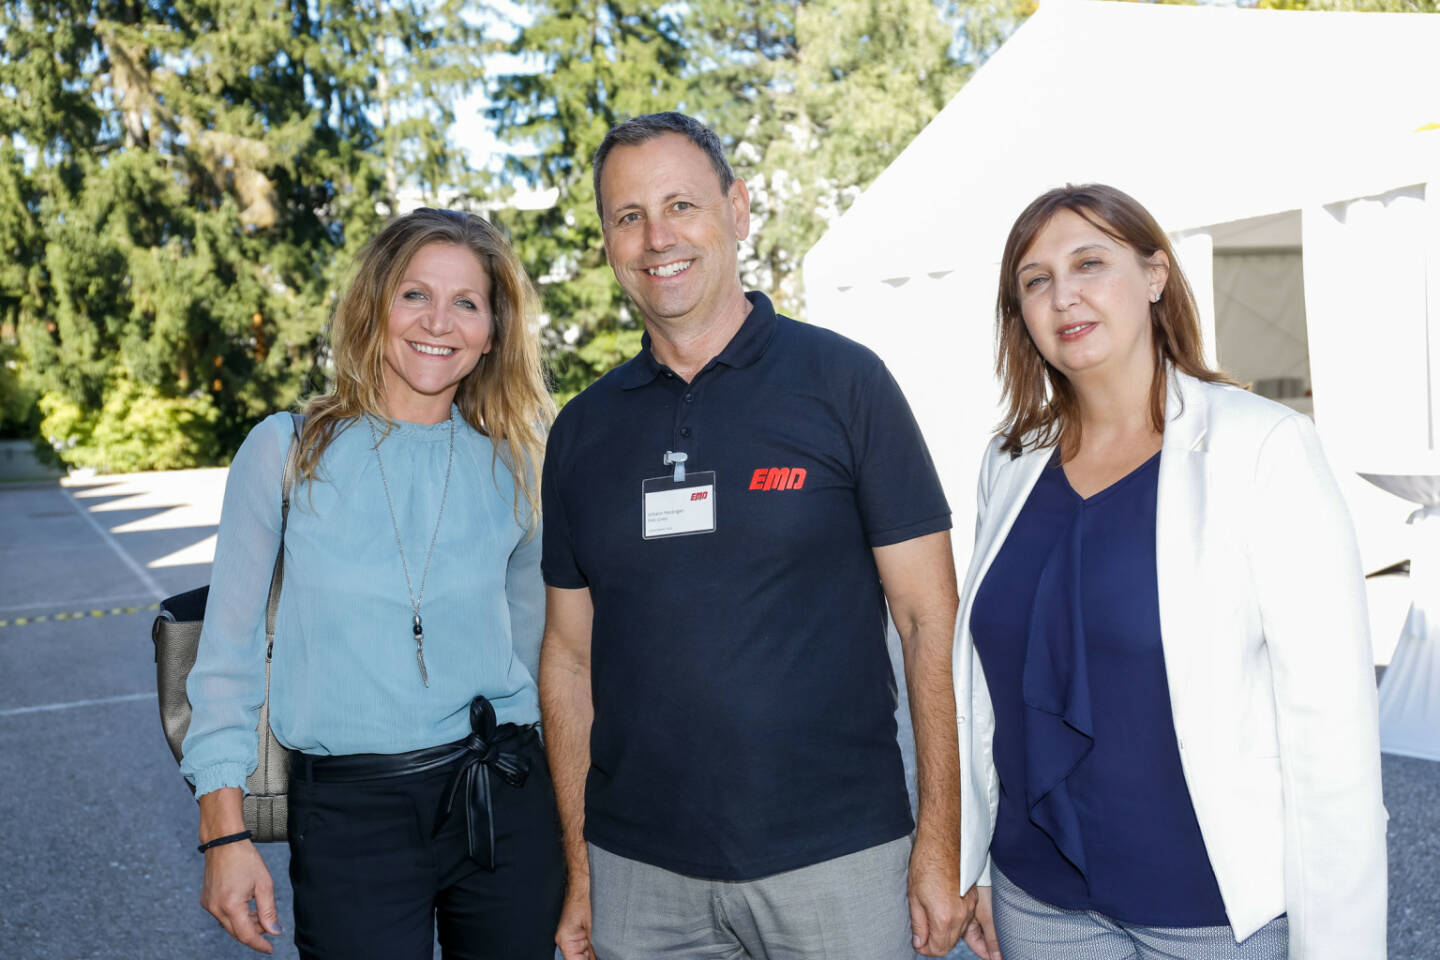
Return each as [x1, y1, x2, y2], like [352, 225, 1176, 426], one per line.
[970, 451, 1228, 926]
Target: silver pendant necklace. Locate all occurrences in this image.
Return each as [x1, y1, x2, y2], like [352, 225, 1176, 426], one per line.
[366, 409, 455, 687]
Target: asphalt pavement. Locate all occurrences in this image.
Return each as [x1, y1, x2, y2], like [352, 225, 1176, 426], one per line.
[1, 471, 1435, 959]
[0, 472, 300, 960]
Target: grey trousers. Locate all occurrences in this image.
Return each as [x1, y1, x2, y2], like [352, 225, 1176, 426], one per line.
[588, 837, 914, 960]
[991, 865, 1289, 960]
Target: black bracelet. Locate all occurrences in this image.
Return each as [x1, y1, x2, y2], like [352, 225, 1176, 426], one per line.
[197, 830, 252, 854]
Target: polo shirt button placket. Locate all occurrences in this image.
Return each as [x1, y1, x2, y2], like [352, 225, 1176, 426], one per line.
[675, 383, 697, 450]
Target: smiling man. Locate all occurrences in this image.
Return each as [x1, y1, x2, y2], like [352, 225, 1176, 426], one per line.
[538, 112, 972, 960]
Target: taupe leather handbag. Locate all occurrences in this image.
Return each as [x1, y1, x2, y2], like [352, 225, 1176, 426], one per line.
[151, 413, 303, 842]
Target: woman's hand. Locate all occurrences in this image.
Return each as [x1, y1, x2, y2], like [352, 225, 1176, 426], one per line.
[961, 884, 1002, 960]
[197, 788, 281, 954]
[202, 842, 281, 953]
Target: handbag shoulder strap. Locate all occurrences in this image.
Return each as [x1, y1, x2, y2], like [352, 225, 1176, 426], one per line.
[263, 413, 306, 660]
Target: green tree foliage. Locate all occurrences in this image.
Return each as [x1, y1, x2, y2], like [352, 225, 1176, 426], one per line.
[39, 374, 220, 472]
[485, 0, 694, 402]
[712, 0, 992, 312]
[1251, 0, 1436, 9]
[489, 0, 1030, 402]
[0, 339, 41, 439]
[1, 0, 1034, 460]
[0, 0, 485, 468]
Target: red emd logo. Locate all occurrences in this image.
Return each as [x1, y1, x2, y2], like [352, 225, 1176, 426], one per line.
[690, 491, 708, 501]
[749, 467, 807, 491]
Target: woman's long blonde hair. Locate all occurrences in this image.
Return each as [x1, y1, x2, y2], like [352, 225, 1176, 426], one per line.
[995, 183, 1235, 457]
[299, 209, 554, 530]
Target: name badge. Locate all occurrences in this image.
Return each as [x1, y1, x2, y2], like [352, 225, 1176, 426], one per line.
[642, 471, 717, 539]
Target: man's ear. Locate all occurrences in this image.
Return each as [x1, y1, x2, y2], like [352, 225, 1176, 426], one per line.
[730, 178, 751, 243]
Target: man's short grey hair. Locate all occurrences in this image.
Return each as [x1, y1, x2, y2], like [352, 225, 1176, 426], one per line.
[592, 112, 736, 220]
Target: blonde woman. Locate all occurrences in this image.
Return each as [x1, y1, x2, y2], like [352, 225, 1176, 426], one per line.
[181, 209, 561, 958]
[955, 185, 1386, 959]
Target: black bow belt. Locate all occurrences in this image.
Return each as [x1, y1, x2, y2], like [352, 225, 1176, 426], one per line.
[436, 695, 535, 871]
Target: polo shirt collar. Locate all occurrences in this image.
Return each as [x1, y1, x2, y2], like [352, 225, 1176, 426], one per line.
[618, 291, 779, 390]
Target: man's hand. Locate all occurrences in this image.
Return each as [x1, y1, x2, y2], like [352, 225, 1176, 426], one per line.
[200, 840, 281, 954]
[960, 884, 1002, 960]
[555, 878, 596, 960]
[876, 532, 965, 956]
[908, 831, 972, 956]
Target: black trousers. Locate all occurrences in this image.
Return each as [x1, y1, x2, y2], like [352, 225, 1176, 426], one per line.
[287, 734, 564, 960]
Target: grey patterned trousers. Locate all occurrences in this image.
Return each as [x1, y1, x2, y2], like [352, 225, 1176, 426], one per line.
[991, 865, 1289, 960]
[588, 836, 915, 959]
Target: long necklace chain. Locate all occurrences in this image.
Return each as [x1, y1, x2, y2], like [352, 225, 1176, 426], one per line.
[366, 410, 455, 688]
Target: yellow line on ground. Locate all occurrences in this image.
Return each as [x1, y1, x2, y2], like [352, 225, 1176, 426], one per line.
[0, 603, 161, 631]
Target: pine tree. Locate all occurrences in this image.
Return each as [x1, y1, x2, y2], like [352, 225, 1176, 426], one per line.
[489, 0, 1031, 400]
[485, 0, 699, 402]
[704, 0, 991, 315]
[0, 0, 486, 468]
[1251, 0, 1435, 10]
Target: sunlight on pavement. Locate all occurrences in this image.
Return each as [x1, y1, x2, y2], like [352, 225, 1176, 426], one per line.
[64, 468, 227, 524]
[61, 467, 230, 570]
[148, 533, 219, 568]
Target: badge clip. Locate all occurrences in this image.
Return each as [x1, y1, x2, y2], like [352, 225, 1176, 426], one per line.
[663, 450, 687, 483]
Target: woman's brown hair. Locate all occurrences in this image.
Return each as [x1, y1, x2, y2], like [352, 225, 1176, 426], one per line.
[299, 208, 554, 530]
[995, 183, 1234, 457]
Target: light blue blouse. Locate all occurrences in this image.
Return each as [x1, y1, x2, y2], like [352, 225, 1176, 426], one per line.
[180, 408, 544, 799]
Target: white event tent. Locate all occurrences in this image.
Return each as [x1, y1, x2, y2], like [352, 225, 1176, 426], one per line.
[804, 0, 1440, 758]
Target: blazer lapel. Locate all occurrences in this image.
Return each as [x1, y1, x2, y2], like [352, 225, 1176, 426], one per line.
[959, 446, 1053, 634]
[1155, 370, 1212, 730]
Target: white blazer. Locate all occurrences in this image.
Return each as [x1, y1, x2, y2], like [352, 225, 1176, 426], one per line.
[953, 370, 1388, 959]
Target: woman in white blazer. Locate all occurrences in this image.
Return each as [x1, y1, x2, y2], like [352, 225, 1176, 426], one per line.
[954, 184, 1387, 960]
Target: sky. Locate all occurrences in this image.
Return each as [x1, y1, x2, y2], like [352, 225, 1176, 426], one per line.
[448, 0, 536, 176]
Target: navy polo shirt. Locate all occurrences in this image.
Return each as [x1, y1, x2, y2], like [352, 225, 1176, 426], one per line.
[541, 292, 951, 881]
